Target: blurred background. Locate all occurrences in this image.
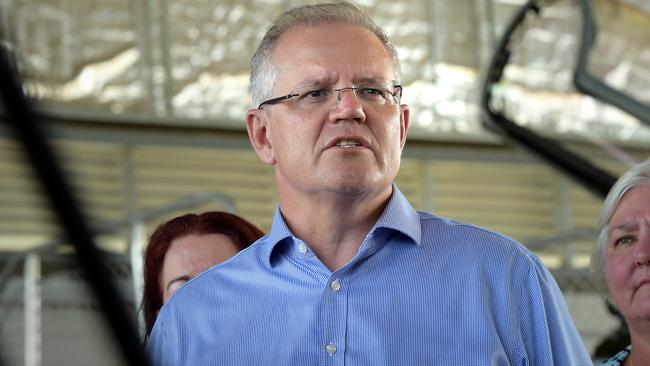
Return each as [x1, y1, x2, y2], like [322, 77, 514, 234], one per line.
[0, 0, 648, 364]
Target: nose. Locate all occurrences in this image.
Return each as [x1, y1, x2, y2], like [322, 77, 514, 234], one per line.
[635, 225, 650, 266]
[331, 87, 365, 123]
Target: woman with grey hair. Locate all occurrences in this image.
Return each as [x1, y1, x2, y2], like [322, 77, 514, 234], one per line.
[592, 159, 650, 365]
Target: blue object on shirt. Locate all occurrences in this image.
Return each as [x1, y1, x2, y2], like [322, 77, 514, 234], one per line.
[147, 185, 591, 365]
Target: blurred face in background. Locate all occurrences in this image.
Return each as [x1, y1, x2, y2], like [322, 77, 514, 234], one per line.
[160, 233, 239, 304]
[605, 184, 650, 323]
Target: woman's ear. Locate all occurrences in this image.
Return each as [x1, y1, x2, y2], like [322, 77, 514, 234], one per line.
[246, 109, 276, 165]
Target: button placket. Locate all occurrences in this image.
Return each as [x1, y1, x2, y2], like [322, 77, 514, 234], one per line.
[320, 273, 348, 363]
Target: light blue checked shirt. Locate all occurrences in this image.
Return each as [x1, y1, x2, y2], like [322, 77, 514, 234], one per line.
[147, 185, 591, 365]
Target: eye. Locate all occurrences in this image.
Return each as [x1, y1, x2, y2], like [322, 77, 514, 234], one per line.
[613, 235, 635, 247]
[295, 89, 330, 107]
[360, 87, 388, 98]
[303, 89, 329, 99]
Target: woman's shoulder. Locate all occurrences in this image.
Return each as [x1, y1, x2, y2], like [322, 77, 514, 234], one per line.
[599, 345, 631, 365]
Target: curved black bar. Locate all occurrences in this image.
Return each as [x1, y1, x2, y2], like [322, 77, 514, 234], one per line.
[480, 0, 616, 199]
[0, 44, 149, 364]
[481, 0, 540, 91]
[574, 0, 650, 124]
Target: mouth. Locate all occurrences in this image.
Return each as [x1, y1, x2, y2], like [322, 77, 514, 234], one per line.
[335, 139, 362, 148]
[638, 278, 650, 289]
[327, 136, 369, 150]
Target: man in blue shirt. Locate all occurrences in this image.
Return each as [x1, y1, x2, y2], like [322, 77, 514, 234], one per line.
[147, 2, 591, 365]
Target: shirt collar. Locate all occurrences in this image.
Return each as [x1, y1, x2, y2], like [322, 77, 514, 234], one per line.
[261, 184, 422, 265]
[261, 208, 295, 264]
[371, 184, 422, 246]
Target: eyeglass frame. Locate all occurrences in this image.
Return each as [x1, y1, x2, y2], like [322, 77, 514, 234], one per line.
[257, 84, 403, 110]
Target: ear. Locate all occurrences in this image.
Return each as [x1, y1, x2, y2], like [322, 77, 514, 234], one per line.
[399, 104, 410, 150]
[246, 109, 276, 165]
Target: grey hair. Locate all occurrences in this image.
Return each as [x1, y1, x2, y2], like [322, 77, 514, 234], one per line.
[591, 158, 650, 296]
[249, 1, 401, 107]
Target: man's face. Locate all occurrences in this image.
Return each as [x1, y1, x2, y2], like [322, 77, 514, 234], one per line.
[248, 23, 409, 199]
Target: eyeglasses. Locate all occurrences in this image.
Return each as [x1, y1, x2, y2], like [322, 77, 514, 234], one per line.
[257, 80, 402, 111]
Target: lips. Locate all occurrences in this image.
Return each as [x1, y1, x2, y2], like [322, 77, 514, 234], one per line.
[336, 139, 361, 147]
[637, 278, 650, 289]
[326, 135, 370, 149]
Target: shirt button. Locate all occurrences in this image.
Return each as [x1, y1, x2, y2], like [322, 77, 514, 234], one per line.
[330, 279, 341, 292]
[326, 343, 337, 356]
[298, 243, 308, 253]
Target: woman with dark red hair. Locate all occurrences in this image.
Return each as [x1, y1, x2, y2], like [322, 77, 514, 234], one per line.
[141, 211, 264, 339]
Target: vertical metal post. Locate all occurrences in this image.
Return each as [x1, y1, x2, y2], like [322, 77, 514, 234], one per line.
[426, 0, 441, 66]
[557, 176, 574, 269]
[481, 0, 497, 65]
[159, 0, 174, 116]
[130, 222, 146, 339]
[132, 0, 155, 115]
[424, 160, 436, 213]
[468, 0, 482, 69]
[147, 0, 172, 116]
[24, 253, 41, 366]
[122, 146, 144, 336]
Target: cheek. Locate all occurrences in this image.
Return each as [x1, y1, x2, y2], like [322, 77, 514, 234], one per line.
[274, 121, 317, 153]
[373, 120, 400, 148]
[604, 254, 632, 298]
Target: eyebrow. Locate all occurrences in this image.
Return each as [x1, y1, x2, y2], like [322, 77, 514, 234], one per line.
[609, 222, 639, 235]
[166, 275, 191, 291]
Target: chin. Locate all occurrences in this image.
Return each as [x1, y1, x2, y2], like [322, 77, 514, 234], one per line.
[328, 176, 390, 196]
[635, 301, 650, 320]
[327, 182, 370, 195]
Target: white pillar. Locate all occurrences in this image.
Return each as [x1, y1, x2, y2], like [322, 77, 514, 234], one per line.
[24, 253, 41, 366]
[130, 222, 146, 339]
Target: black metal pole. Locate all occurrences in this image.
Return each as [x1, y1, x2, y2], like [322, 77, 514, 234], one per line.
[0, 45, 149, 365]
[574, 0, 650, 125]
[480, 0, 617, 199]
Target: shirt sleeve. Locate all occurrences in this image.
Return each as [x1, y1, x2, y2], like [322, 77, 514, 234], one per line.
[517, 256, 593, 365]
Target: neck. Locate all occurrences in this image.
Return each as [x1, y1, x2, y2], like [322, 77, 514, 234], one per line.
[278, 185, 393, 271]
[628, 320, 650, 366]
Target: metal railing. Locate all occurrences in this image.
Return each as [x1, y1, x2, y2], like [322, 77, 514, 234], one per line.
[0, 191, 236, 366]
